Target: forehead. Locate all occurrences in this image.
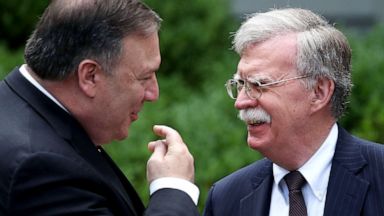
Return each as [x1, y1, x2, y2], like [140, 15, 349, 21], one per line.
[236, 34, 298, 79]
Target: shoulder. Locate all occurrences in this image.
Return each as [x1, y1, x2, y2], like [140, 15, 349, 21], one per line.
[204, 159, 272, 216]
[336, 126, 384, 168]
[0, 103, 78, 173]
[355, 136, 384, 163]
[210, 158, 272, 195]
[3, 152, 124, 215]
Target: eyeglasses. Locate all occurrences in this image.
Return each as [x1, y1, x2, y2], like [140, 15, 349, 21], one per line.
[225, 75, 309, 100]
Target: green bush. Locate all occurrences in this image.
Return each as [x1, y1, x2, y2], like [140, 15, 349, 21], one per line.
[339, 25, 384, 143]
[0, 44, 23, 78]
[142, 0, 238, 90]
[0, 1, 49, 49]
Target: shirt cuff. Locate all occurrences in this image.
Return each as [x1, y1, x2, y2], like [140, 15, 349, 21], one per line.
[149, 177, 200, 205]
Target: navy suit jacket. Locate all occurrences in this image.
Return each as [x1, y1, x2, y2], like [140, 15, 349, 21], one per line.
[0, 68, 199, 215]
[204, 125, 384, 216]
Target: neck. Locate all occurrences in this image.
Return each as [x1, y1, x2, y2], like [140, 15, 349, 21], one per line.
[271, 117, 335, 171]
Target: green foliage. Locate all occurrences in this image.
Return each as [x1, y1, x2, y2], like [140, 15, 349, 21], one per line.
[339, 26, 384, 143]
[0, 44, 23, 79]
[0, 1, 49, 49]
[143, 0, 238, 90]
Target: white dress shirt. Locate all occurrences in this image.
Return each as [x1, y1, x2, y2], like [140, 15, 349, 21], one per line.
[19, 64, 200, 205]
[269, 124, 338, 216]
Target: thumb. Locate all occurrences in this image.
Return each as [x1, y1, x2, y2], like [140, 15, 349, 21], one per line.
[148, 140, 167, 159]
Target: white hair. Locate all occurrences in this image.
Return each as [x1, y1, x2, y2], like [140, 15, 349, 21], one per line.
[233, 8, 352, 119]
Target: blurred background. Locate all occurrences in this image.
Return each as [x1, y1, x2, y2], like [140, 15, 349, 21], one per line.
[1, 0, 383, 211]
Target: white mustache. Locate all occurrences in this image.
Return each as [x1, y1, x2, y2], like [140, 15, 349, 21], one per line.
[238, 108, 271, 124]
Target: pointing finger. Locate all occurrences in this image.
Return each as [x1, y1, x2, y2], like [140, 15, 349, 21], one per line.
[153, 125, 184, 146]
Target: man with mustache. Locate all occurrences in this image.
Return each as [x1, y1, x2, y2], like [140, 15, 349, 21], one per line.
[203, 8, 384, 216]
[0, 0, 199, 215]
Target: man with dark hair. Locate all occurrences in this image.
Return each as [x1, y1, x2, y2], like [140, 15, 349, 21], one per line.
[0, 0, 199, 215]
[203, 8, 384, 216]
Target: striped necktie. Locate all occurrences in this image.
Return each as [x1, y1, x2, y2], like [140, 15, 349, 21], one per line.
[284, 171, 307, 216]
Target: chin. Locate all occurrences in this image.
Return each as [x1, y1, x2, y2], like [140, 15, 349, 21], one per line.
[113, 130, 129, 141]
[118, 133, 129, 140]
[247, 135, 268, 151]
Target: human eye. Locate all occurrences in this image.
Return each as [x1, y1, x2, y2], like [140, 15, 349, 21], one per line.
[260, 77, 275, 85]
[236, 79, 245, 85]
[247, 81, 262, 93]
[141, 76, 152, 81]
[248, 78, 274, 92]
[247, 78, 263, 86]
[138, 72, 155, 83]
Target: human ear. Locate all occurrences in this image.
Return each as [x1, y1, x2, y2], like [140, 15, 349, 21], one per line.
[310, 77, 335, 113]
[77, 60, 102, 98]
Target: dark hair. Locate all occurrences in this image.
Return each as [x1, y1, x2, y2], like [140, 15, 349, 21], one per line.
[24, 0, 161, 80]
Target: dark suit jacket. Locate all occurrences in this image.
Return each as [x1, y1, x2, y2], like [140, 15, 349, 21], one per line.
[0, 68, 199, 216]
[203, 125, 384, 216]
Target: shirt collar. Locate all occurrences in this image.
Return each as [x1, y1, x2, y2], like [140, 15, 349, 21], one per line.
[19, 64, 69, 113]
[273, 123, 338, 201]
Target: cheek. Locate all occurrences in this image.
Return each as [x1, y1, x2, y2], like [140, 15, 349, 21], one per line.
[279, 95, 311, 123]
[127, 85, 146, 103]
[267, 91, 310, 121]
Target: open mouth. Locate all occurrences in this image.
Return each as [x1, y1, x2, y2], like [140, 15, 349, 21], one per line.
[248, 120, 267, 126]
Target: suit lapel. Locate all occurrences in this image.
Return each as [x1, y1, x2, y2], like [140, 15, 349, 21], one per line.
[5, 69, 143, 215]
[324, 126, 369, 215]
[240, 160, 273, 216]
[69, 121, 144, 216]
[98, 148, 145, 214]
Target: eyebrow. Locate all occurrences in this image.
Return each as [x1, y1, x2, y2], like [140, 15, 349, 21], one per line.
[247, 75, 274, 83]
[233, 73, 274, 82]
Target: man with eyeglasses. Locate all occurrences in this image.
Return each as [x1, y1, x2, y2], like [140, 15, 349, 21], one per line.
[203, 8, 384, 216]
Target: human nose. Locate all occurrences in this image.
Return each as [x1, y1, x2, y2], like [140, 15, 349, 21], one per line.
[234, 87, 258, 110]
[145, 75, 159, 102]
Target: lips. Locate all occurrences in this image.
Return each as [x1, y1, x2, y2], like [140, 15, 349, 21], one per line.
[130, 113, 139, 121]
[247, 121, 270, 134]
[131, 106, 142, 122]
[247, 120, 266, 126]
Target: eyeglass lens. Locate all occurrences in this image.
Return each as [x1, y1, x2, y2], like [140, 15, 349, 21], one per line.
[226, 80, 239, 99]
[226, 79, 262, 99]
